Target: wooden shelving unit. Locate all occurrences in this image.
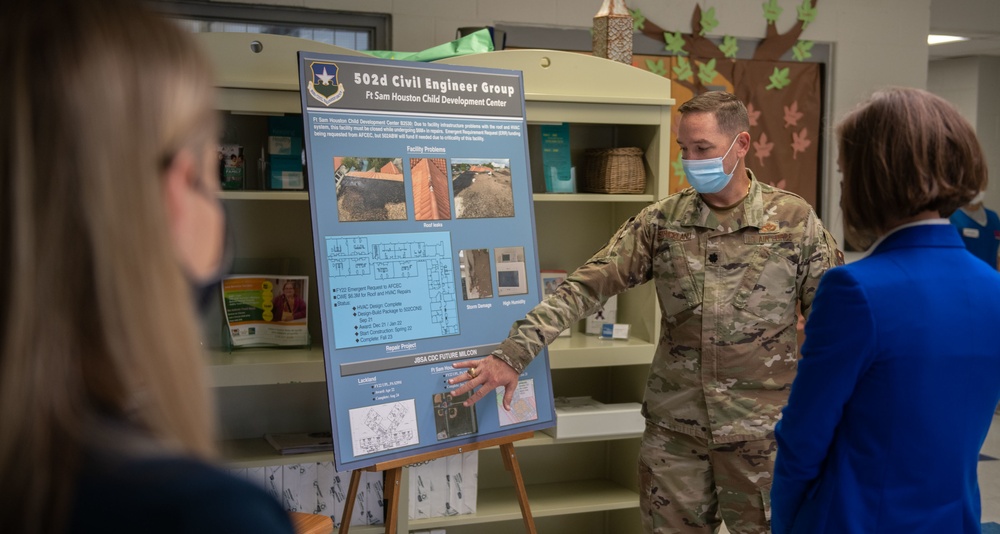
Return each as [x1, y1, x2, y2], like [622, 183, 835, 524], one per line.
[198, 34, 671, 534]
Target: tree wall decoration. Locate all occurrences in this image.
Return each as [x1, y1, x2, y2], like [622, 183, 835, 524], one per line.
[629, 1, 824, 211]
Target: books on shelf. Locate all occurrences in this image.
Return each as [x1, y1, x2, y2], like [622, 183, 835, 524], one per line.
[264, 431, 334, 455]
[219, 144, 245, 190]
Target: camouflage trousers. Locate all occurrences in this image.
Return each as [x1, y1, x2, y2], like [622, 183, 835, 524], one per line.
[638, 423, 775, 534]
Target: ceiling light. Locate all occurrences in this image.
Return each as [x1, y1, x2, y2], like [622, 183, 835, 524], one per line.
[928, 34, 969, 45]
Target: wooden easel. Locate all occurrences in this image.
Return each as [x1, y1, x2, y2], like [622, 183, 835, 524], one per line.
[338, 431, 536, 534]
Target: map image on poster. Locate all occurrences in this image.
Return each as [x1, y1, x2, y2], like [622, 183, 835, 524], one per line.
[299, 52, 556, 472]
[327, 232, 458, 348]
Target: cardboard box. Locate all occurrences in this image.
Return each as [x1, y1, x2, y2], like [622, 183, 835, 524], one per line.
[268, 135, 303, 156]
[585, 294, 617, 335]
[268, 115, 304, 138]
[267, 116, 305, 190]
[269, 155, 304, 190]
[542, 396, 644, 439]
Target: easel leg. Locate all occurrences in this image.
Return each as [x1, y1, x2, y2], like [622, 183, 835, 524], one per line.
[500, 442, 537, 534]
[383, 467, 402, 534]
[338, 470, 363, 534]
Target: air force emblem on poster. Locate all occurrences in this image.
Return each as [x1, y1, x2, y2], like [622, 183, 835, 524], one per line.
[308, 62, 344, 106]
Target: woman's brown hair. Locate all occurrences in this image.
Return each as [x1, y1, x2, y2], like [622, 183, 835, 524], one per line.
[837, 87, 987, 245]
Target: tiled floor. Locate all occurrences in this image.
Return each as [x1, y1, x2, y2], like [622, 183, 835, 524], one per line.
[979, 413, 1000, 525]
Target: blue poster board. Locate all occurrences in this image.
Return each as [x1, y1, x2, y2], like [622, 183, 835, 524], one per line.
[298, 52, 555, 472]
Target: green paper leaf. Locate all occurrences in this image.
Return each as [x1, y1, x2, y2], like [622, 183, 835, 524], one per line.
[631, 8, 646, 31]
[700, 7, 719, 36]
[797, 0, 817, 28]
[672, 152, 686, 182]
[645, 58, 668, 76]
[763, 0, 783, 24]
[673, 56, 694, 82]
[792, 40, 814, 61]
[719, 35, 739, 58]
[765, 66, 791, 90]
[697, 58, 718, 86]
[664, 31, 688, 55]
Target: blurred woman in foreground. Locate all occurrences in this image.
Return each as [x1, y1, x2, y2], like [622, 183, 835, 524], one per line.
[0, 1, 293, 532]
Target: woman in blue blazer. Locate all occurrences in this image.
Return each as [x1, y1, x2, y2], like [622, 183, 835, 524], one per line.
[771, 87, 1000, 533]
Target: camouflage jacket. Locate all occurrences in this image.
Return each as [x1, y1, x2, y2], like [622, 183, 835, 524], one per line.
[491, 171, 843, 443]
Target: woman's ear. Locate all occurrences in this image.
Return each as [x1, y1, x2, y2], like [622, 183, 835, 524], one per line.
[161, 149, 198, 234]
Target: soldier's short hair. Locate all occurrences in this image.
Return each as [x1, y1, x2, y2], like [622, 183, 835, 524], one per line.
[837, 87, 986, 240]
[677, 91, 750, 137]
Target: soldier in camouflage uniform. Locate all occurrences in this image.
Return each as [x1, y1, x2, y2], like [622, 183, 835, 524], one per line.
[450, 91, 843, 534]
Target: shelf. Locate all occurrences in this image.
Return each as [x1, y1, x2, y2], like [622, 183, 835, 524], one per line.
[409, 479, 638, 529]
[520, 431, 643, 447]
[219, 190, 654, 203]
[525, 101, 668, 125]
[208, 346, 325, 387]
[221, 436, 334, 468]
[208, 335, 653, 388]
[437, 50, 674, 110]
[201, 35, 667, 534]
[219, 190, 308, 201]
[547, 335, 655, 368]
[533, 193, 655, 203]
[221, 431, 642, 468]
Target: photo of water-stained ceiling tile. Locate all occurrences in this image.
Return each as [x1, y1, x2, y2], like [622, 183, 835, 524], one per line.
[410, 157, 452, 221]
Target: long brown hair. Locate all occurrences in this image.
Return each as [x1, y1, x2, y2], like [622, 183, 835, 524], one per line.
[837, 87, 987, 245]
[0, 1, 219, 531]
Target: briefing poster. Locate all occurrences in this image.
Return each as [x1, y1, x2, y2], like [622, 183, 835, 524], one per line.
[298, 52, 556, 472]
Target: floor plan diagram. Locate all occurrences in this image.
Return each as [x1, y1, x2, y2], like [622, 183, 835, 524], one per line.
[327, 232, 459, 348]
[348, 399, 419, 456]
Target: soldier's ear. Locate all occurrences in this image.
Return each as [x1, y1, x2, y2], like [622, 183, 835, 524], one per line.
[736, 131, 752, 158]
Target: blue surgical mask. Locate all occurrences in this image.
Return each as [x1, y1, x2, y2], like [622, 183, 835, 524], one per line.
[682, 135, 740, 194]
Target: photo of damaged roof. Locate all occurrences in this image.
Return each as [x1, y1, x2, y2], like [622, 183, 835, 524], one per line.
[451, 158, 514, 219]
[334, 156, 408, 222]
[410, 158, 452, 221]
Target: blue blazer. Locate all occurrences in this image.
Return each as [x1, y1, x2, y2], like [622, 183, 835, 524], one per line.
[771, 223, 1000, 534]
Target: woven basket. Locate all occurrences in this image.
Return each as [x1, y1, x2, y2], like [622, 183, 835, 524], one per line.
[582, 147, 646, 194]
